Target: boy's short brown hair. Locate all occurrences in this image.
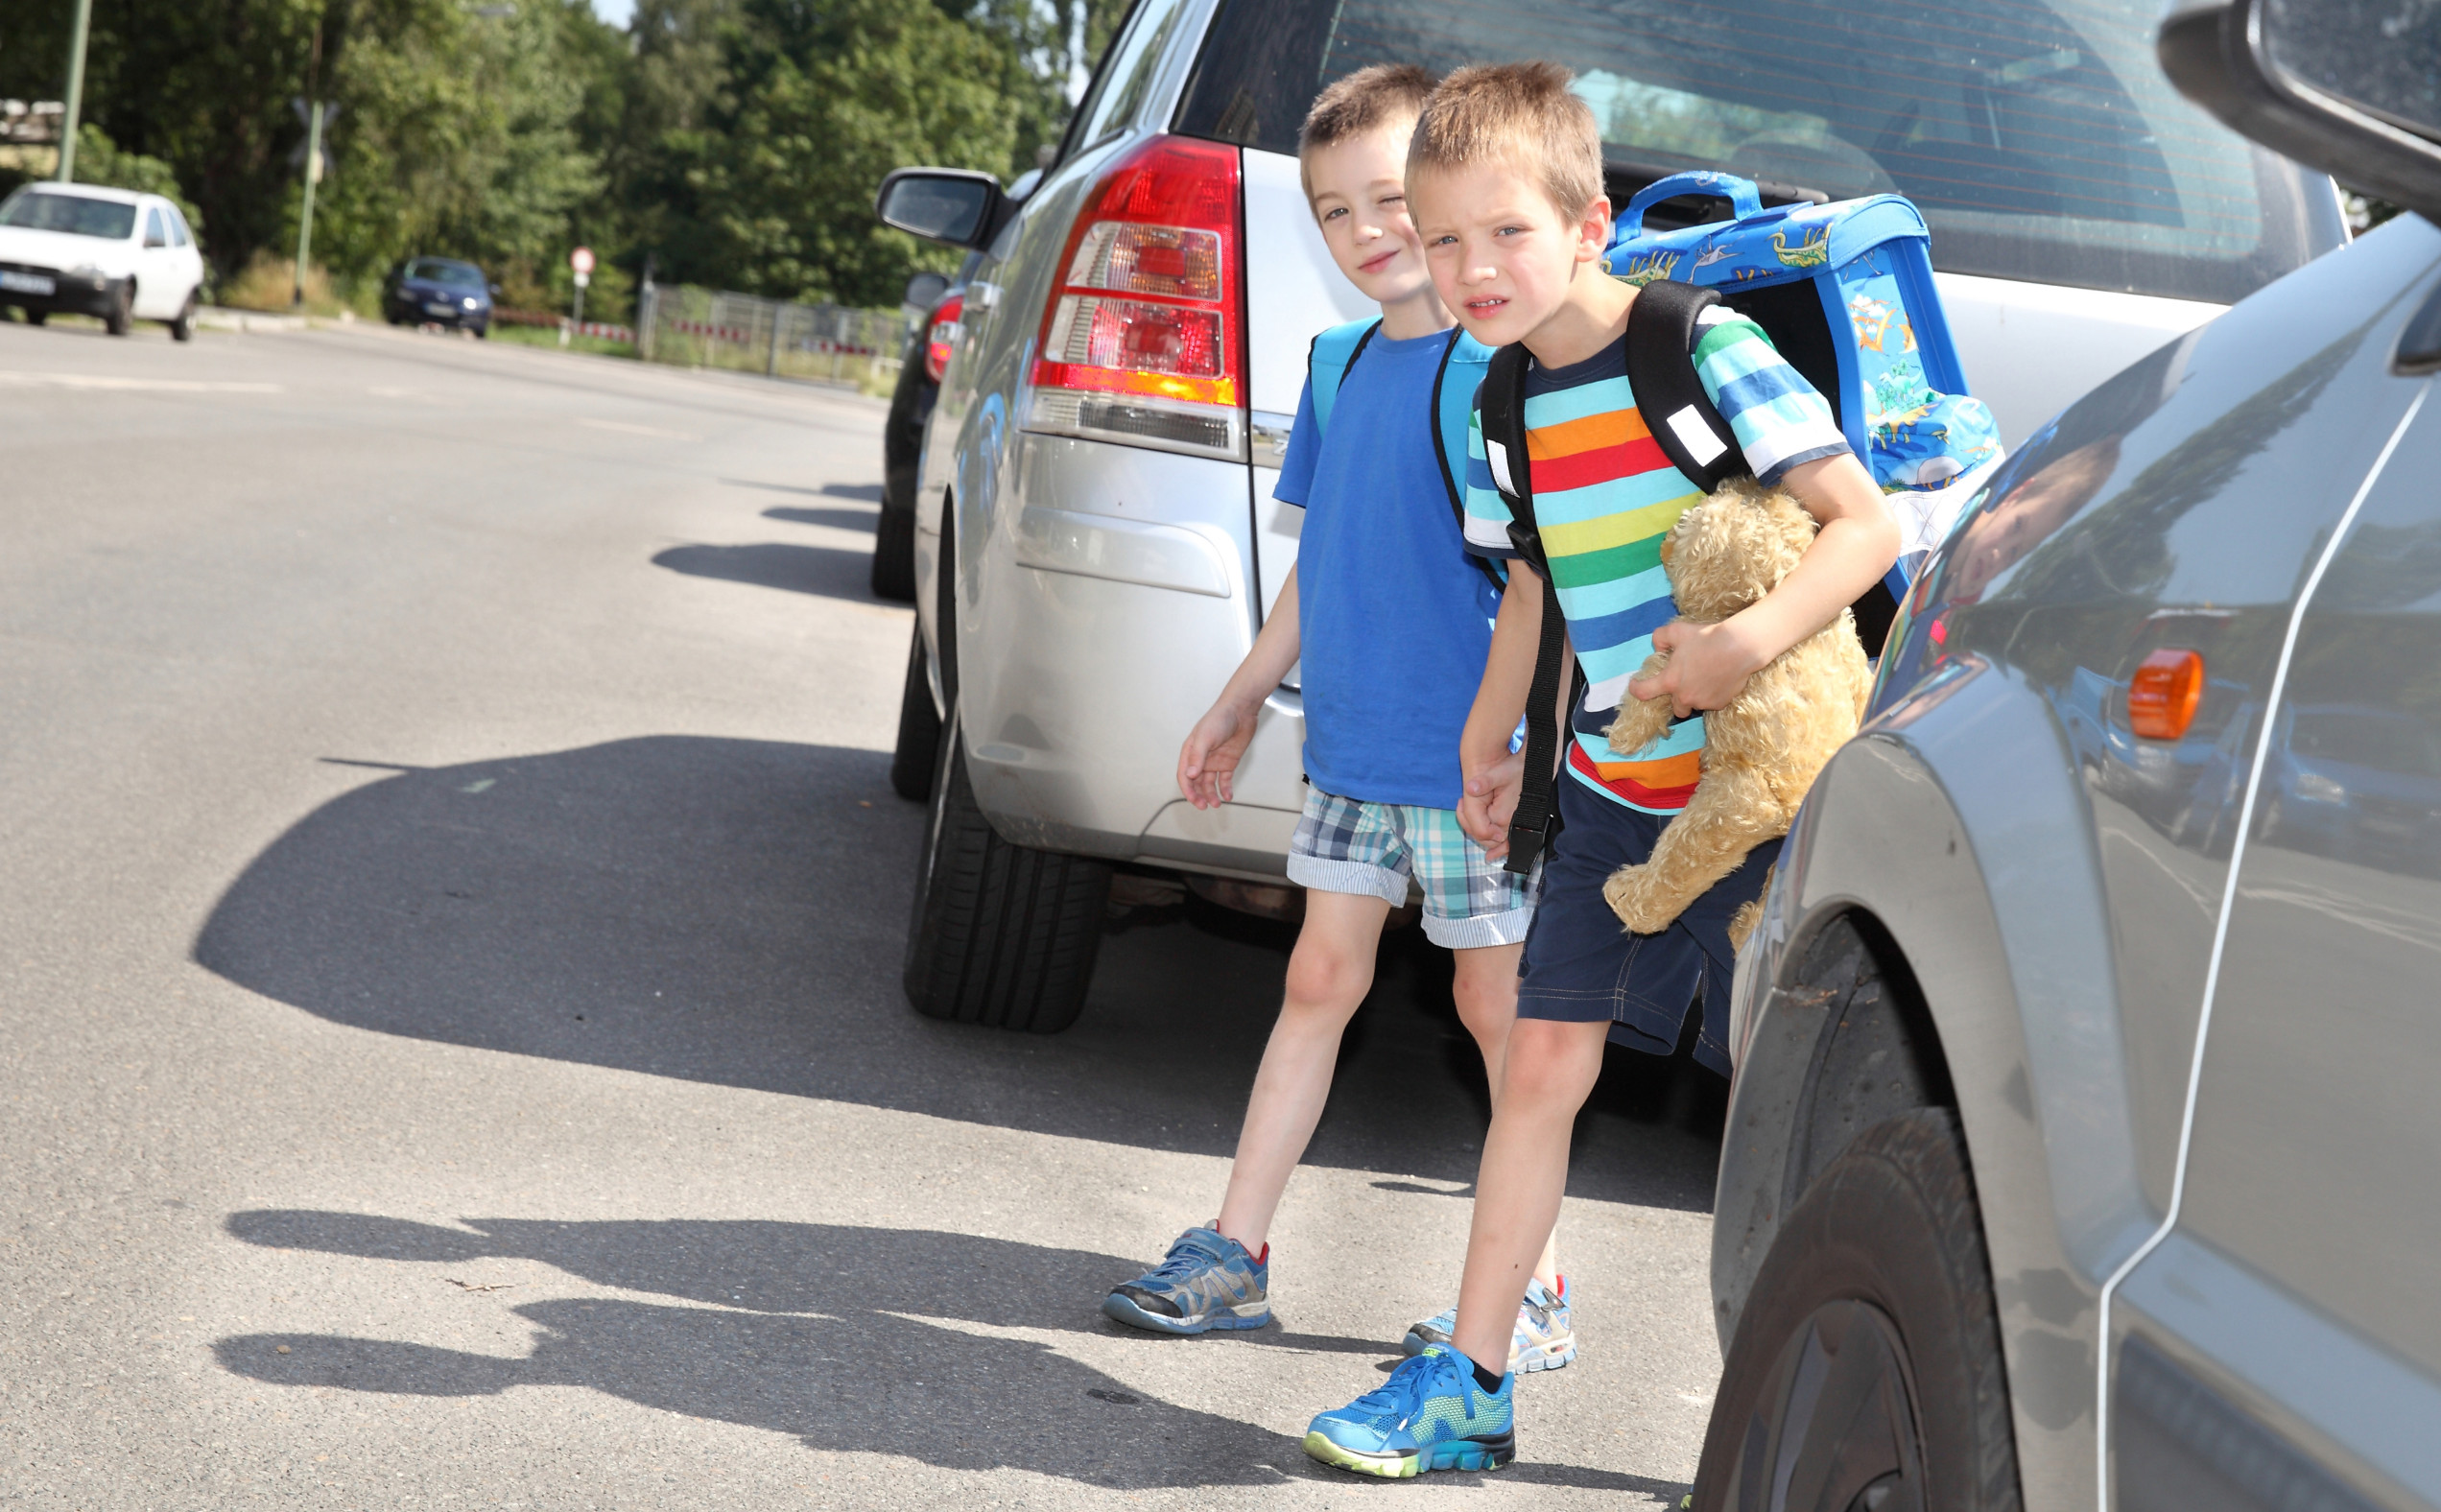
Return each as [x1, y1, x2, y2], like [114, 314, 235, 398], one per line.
[1408, 61, 1602, 219]
[1297, 63, 1437, 201]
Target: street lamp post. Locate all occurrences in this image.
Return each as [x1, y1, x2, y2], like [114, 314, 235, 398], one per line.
[56, 0, 92, 181]
[292, 18, 326, 309]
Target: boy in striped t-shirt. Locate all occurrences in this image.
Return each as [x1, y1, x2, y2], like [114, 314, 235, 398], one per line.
[1299, 61, 1897, 1479]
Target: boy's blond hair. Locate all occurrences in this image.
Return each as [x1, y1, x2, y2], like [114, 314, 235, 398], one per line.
[1297, 63, 1437, 201]
[1408, 61, 1602, 219]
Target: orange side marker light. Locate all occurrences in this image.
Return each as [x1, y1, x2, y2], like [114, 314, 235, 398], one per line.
[2128, 649, 2205, 740]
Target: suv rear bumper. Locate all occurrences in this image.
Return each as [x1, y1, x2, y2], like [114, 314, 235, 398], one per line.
[946, 431, 1307, 879]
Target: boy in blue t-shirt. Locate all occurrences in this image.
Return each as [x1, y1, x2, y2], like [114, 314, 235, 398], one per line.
[1101, 63, 1574, 1376]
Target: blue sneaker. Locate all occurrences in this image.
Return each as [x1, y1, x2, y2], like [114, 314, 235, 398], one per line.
[1401, 1275, 1576, 1373]
[1303, 1344, 1515, 1477]
[1101, 1225, 1269, 1335]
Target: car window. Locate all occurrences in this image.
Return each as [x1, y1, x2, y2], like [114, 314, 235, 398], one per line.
[1074, 0, 1191, 151]
[406, 259, 485, 288]
[1173, 0, 2340, 303]
[166, 207, 192, 247]
[0, 189, 137, 241]
[144, 207, 168, 248]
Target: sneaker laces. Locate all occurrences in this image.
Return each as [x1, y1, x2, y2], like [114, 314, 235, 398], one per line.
[1345, 1350, 1464, 1429]
[1143, 1230, 1229, 1287]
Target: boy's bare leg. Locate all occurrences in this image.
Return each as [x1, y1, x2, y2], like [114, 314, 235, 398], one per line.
[1451, 1018, 1610, 1370]
[1448, 942, 1562, 1290]
[1215, 890, 1393, 1255]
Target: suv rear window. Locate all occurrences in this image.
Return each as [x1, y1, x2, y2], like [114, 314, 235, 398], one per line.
[1174, 0, 2339, 304]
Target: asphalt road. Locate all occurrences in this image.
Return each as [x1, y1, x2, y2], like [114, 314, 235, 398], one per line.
[0, 318, 1729, 1509]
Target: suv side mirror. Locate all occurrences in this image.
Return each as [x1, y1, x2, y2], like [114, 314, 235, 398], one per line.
[875, 168, 1012, 250]
[2160, 0, 2441, 218]
[902, 271, 949, 311]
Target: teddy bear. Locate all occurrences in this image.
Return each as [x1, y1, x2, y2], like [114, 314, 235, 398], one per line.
[1600, 477, 1873, 948]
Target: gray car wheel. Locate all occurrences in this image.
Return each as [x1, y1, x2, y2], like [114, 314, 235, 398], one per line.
[1694, 1108, 2022, 1512]
[902, 707, 1110, 1034]
[104, 280, 132, 337]
[170, 291, 197, 343]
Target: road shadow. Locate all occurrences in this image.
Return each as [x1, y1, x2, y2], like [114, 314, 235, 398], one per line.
[192, 737, 1727, 1210]
[762, 506, 876, 532]
[651, 542, 877, 602]
[720, 479, 885, 504]
[213, 1212, 1295, 1490]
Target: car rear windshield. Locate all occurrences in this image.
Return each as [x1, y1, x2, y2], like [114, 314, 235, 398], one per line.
[1174, 0, 2339, 303]
[0, 190, 137, 241]
[407, 259, 485, 288]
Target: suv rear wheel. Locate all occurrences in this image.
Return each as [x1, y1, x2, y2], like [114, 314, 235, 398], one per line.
[903, 708, 1111, 1034]
[1694, 1108, 2022, 1512]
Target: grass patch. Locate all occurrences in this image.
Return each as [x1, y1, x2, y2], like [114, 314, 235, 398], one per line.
[486, 321, 637, 360]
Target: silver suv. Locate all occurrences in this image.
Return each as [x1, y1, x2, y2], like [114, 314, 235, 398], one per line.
[1696, 0, 2441, 1504]
[876, 0, 2342, 1032]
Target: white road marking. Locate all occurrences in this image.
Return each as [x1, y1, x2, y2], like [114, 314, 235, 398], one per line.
[0, 370, 282, 393]
[579, 416, 698, 440]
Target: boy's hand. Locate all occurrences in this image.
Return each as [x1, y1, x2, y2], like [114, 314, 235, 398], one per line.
[1458, 750, 1525, 862]
[1178, 697, 1260, 808]
[1628, 618, 1767, 718]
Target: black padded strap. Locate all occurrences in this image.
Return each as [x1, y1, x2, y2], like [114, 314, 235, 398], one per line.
[1625, 280, 1742, 493]
[1481, 341, 1568, 873]
[1505, 578, 1571, 875]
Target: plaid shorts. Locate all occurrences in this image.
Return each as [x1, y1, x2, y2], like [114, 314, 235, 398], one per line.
[1286, 787, 1538, 950]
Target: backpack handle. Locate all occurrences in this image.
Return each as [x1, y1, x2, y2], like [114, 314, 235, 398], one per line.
[1614, 172, 1764, 241]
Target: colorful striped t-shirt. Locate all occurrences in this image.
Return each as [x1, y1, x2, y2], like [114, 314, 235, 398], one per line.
[1462, 307, 1848, 814]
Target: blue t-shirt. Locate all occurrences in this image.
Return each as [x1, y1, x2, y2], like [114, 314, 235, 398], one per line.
[1275, 326, 1501, 810]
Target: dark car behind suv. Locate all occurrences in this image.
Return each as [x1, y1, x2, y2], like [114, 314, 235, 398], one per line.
[874, 256, 981, 602]
[384, 257, 494, 337]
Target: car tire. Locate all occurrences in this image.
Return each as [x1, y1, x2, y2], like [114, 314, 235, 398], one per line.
[105, 281, 132, 337]
[891, 623, 942, 802]
[1694, 1108, 2022, 1512]
[903, 709, 1111, 1033]
[26, 310, 47, 327]
[170, 291, 197, 343]
[473, 322, 488, 340]
[870, 503, 917, 602]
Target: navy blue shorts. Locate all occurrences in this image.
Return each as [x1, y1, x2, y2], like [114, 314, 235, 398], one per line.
[1515, 777, 1782, 1077]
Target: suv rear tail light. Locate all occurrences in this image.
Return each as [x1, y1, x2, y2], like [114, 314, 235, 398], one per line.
[1026, 135, 1244, 461]
[924, 293, 963, 384]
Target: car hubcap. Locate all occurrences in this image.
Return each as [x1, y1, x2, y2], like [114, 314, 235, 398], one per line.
[1716, 1300, 1926, 1512]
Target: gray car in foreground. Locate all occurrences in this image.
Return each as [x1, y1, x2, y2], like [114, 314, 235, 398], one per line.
[1702, 0, 2441, 1507]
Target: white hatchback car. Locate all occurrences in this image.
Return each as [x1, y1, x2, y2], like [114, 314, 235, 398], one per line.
[0, 183, 207, 340]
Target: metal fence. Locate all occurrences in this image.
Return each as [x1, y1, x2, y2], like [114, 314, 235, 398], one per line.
[638, 284, 903, 391]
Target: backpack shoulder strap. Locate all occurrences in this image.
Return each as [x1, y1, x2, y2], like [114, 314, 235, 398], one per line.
[1307, 318, 1383, 437]
[1431, 329, 1506, 593]
[1478, 341, 1539, 566]
[1625, 279, 1746, 492]
[1474, 339, 1576, 875]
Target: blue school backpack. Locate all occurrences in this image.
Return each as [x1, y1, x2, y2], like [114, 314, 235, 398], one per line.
[1602, 172, 2003, 564]
[1308, 319, 1505, 599]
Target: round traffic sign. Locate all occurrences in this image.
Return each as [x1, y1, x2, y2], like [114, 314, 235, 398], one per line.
[570, 247, 595, 275]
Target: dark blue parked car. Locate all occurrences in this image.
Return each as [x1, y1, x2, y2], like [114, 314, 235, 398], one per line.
[384, 257, 494, 337]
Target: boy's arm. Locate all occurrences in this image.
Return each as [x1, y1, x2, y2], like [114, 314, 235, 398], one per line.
[1457, 567, 1567, 861]
[1628, 453, 1895, 717]
[1178, 565, 1301, 809]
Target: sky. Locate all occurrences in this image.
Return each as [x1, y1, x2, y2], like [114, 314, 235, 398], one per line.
[591, 0, 633, 27]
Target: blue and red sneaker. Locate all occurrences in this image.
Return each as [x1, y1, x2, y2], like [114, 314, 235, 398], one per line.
[1101, 1225, 1269, 1335]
